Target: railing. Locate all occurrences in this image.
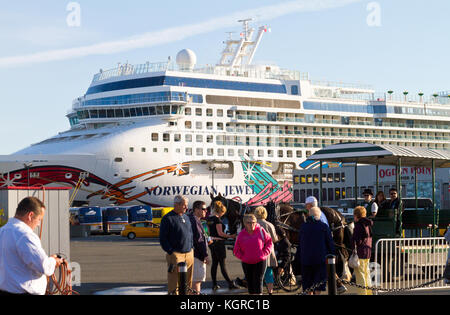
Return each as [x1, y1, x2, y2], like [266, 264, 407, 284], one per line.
[374, 237, 448, 293]
[91, 61, 308, 83]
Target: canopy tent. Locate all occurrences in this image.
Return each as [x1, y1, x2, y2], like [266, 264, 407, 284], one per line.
[305, 143, 450, 236]
[307, 142, 450, 168]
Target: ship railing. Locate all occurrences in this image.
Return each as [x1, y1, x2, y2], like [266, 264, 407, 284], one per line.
[91, 61, 309, 82]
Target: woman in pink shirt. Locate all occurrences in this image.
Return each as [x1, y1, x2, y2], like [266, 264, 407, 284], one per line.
[233, 214, 273, 294]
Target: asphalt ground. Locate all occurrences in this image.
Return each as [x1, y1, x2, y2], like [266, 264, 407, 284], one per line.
[70, 235, 450, 296]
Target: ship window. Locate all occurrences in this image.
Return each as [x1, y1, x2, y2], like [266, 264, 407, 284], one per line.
[164, 148, 169, 153]
[196, 122, 202, 130]
[171, 105, 178, 115]
[227, 110, 234, 118]
[196, 108, 202, 116]
[163, 134, 170, 142]
[98, 109, 106, 118]
[136, 107, 143, 117]
[196, 135, 203, 143]
[130, 108, 137, 117]
[123, 108, 130, 117]
[313, 174, 319, 183]
[149, 106, 156, 115]
[287, 150, 293, 158]
[268, 150, 274, 158]
[207, 122, 213, 130]
[327, 174, 333, 183]
[207, 148, 213, 156]
[278, 150, 283, 158]
[142, 107, 149, 116]
[174, 134, 181, 142]
[291, 85, 299, 95]
[196, 148, 203, 156]
[90, 110, 98, 119]
[206, 109, 213, 117]
[163, 105, 170, 114]
[185, 148, 192, 156]
[217, 109, 223, 117]
[300, 175, 306, 184]
[228, 149, 234, 156]
[335, 188, 341, 201]
[185, 107, 192, 115]
[258, 150, 264, 157]
[129, 147, 134, 152]
[114, 157, 123, 162]
[328, 188, 334, 201]
[218, 149, 224, 156]
[238, 149, 244, 156]
[217, 123, 223, 130]
[153, 148, 157, 153]
[141, 147, 146, 152]
[107, 109, 115, 118]
[334, 173, 340, 183]
[156, 106, 163, 115]
[206, 135, 213, 143]
[152, 133, 158, 141]
[296, 151, 302, 158]
[115, 109, 123, 118]
[185, 121, 192, 129]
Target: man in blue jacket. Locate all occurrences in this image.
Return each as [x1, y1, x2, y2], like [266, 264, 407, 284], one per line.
[160, 195, 194, 294]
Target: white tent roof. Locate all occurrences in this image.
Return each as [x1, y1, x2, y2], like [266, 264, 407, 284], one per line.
[307, 143, 450, 168]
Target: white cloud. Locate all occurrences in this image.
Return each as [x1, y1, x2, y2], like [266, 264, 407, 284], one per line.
[0, 0, 362, 68]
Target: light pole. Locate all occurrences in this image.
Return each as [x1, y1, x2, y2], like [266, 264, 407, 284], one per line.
[23, 163, 32, 187]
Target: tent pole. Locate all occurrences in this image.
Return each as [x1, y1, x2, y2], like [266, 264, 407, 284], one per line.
[319, 161, 323, 207]
[376, 164, 379, 193]
[432, 160, 436, 237]
[354, 162, 358, 207]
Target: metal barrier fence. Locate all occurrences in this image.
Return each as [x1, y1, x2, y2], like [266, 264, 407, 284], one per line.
[374, 237, 448, 293]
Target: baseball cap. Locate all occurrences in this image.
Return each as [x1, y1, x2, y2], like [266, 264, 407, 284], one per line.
[305, 196, 317, 204]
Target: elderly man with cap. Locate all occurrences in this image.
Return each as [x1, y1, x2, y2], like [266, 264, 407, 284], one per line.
[305, 196, 329, 227]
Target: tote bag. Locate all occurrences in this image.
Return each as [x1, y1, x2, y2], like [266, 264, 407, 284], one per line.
[349, 251, 360, 269]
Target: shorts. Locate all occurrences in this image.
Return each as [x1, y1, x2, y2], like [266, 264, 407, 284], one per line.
[192, 257, 207, 282]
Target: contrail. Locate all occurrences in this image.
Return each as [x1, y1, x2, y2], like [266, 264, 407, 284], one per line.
[0, 0, 362, 68]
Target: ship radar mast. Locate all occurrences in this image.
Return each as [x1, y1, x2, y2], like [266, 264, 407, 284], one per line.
[218, 19, 270, 69]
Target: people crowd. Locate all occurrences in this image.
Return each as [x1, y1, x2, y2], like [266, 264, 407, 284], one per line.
[159, 188, 416, 295]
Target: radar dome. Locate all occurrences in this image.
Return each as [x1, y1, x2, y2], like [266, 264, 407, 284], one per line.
[176, 49, 197, 71]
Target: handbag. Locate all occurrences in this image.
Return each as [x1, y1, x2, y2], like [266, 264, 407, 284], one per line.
[348, 251, 360, 269]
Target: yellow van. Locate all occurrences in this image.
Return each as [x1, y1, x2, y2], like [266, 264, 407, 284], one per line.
[151, 207, 173, 224]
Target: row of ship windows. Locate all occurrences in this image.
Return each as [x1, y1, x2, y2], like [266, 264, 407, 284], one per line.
[150, 131, 449, 149]
[72, 105, 450, 134]
[128, 145, 312, 158]
[182, 121, 450, 140]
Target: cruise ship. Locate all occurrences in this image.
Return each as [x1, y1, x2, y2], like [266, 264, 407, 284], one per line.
[1, 20, 449, 208]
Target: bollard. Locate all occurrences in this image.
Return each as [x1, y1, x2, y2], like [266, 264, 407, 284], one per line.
[178, 262, 188, 295]
[326, 255, 337, 296]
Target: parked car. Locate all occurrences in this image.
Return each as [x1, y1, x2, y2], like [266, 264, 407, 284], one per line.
[121, 221, 160, 239]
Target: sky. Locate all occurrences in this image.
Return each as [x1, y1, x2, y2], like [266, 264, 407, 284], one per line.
[0, 0, 448, 154]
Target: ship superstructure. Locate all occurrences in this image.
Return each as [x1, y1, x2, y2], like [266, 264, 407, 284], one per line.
[1, 20, 449, 208]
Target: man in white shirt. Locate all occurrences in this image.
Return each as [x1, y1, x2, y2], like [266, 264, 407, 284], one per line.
[0, 197, 63, 295]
